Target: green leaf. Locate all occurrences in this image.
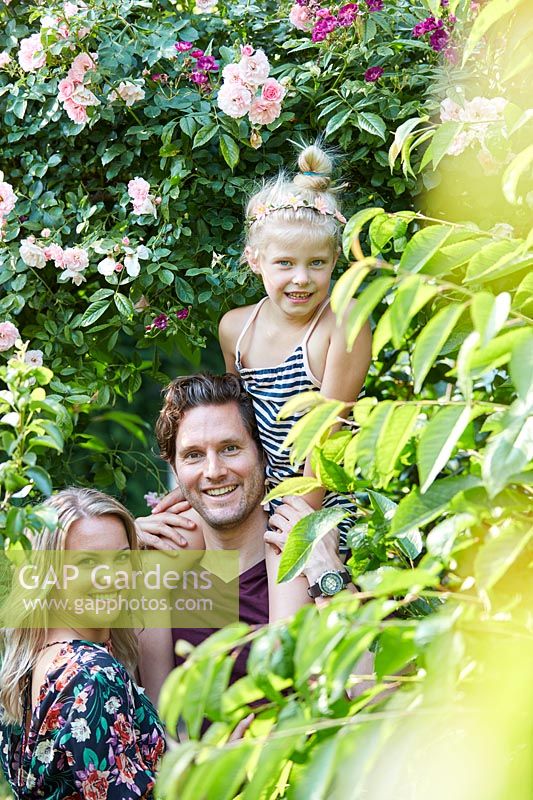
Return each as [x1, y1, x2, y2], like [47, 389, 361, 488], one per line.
[357, 112, 387, 140]
[26, 466, 52, 496]
[398, 225, 452, 274]
[502, 143, 533, 204]
[290, 736, 338, 800]
[113, 293, 134, 317]
[357, 401, 395, 480]
[282, 400, 347, 464]
[193, 122, 218, 149]
[344, 276, 395, 351]
[263, 477, 322, 504]
[468, 327, 530, 376]
[513, 273, 533, 313]
[462, 0, 523, 64]
[456, 331, 480, 403]
[375, 404, 419, 484]
[471, 291, 511, 346]
[330, 259, 374, 321]
[475, 523, 532, 591]
[375, 627, 417, 679]
[412, 302, 465, 392]
[429, 120, 463, 170]
[389, 274, 438, 347]
[465, 239, 522, 283]
[358, 566, 439, 595]
[278, 391, 329, 419]
[179, 115, 197, 138]
[482, 401, 533, 497]
[5, 506, 25, 538]
[278, 508, 348, 582]
[315, 452, 353, 493]
[79, 300, 111, 327]
[426, 513, 476, 558]
[219, 134, 240, 169]
[510, 332, 533, 403]
[325, 108, 353, 139]
[388, 117, 429, 171]
[390, 474, 482, 537]
[417, 404, 473, 493]
[342, 208, 385, 259]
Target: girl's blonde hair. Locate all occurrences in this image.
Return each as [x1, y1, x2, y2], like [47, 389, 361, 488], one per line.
[0, 487, 139, 724]
[244, 144, 343, 256]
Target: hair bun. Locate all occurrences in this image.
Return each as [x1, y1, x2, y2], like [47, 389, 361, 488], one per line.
[293, 145, 333, 192]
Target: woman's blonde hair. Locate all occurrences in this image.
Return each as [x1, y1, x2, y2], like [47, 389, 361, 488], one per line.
[0, 487, 139, 724]
[244, 144, 343, 257]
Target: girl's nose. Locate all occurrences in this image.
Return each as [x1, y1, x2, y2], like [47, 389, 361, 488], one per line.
[292, 267, 310, 285]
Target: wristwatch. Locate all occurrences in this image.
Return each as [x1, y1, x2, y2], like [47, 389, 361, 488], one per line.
[307, 569, 351, 598]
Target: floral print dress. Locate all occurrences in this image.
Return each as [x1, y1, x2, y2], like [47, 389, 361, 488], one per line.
[0, 639, 165, 799]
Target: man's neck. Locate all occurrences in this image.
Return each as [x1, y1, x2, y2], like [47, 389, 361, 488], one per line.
[202, 505, 268, 573]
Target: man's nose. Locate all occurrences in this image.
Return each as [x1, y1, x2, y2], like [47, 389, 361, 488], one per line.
[203, 452, 227, 480]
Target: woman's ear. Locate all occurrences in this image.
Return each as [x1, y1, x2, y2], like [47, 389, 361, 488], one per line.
[245, 245, 260, 274]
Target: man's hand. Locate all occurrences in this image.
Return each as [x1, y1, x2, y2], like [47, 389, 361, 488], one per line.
[136, 490, 198, 550]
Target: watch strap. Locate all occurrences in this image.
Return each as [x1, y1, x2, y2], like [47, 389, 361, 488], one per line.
[307, 569, 351, 598]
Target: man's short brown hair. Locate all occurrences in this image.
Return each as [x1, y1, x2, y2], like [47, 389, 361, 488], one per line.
[156, 373, 263, 465]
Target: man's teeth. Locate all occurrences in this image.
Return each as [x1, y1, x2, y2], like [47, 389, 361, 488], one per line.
[205, 485, 237, 496]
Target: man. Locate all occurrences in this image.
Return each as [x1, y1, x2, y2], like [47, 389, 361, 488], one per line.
[137, 373, 351, 701]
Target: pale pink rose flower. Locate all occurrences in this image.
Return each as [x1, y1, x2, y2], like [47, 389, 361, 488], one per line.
[24, 349, 44, 367]
[217, 82, 252, 118]
[45, 243, 65, 267]
[446, 130, 475, 156]
[0, 321, 20, 352]
[58, 24, 70, 39]
[195, 0, 217, 10]
[97, 256, 117, 276]
[63, 1, 78, 17]
[0, 181, 17, 216]
[78, 27, 91, 39]
[121, 236, 130, 245]
[0, 52, 11, 68]
[463, 96, 506, 123]
[477, 147, 499, 175]
[132, 196, 157, 216]
[18, 34, 46, 72]
[238, 49, 269, 87]
[248, 97, 281, 125]
[40, 228, 51, 237]
[58, 77, 78, 101]
[63, 268, 86, 286]
[67, 52, 95, 81]
[261, 78, 285, 103]
[70, 84, 99, 106]
[128, 177, 150, 203]
[240, 44, 254, 57]
[62, 246, 88, 270]
[440, 98, 462, 122]
[113, 81, 145, 107]
[63, 98, 88, 123]
[19, 239, 46, 268]
[289, 4, 314, 31]
[221, 63, 244, 85]
[124, 253, 140, 276]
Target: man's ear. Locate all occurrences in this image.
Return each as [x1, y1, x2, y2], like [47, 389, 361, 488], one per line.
[245, 245, 260, 274]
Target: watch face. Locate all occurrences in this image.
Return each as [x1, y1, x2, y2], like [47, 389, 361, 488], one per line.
[319, 571, 343, 596]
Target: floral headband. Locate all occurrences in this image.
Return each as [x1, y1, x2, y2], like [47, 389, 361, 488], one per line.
[246, 194, 347, 226]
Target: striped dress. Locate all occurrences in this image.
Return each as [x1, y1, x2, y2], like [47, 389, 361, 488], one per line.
[236, 296, 357, 551]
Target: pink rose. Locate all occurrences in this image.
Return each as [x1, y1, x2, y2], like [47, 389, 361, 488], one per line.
[289, 5, 314, 31]
[127, 177, 150, 203]
[44, 243, 65, 267]
[240, 44, 254, 57]
[63, 98, 88, 123]
[24, 349, 44, 367]
[261, 78, 285, 103]
[248, 98, 282, 126]
[67, 52, 95, 82]
[221, 63, 244, 85]
[0, 181, 17, 217]
[58, 77, 78, 101]
[217, 82, 252, 118]
[238, 49, 270, 87]
[0, 321, 20, 352]
[63, 1, 78, 17]
[0, 52, 11, 69]
[440, 97, 462, 122]
[62, 246, 88, 270]
[18, 33, 46, 72]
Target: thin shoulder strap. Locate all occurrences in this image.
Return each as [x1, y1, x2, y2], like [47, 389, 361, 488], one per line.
[235, 297, 268, 360]
[302, 298, 330, 346]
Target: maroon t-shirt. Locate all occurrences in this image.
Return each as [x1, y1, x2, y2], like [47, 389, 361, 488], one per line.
[171, 558, 269, 683]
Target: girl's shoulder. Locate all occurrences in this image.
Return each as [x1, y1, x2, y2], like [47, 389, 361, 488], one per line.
[219, 304, 258, 346]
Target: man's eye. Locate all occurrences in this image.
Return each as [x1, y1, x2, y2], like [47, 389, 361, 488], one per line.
[185, 452, 201, 460]
[224, 445, 239, 453]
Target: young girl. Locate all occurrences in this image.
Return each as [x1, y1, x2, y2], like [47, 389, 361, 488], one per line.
[219, 144, 372, 550]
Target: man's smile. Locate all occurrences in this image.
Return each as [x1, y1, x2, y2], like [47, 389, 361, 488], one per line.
[203, 485, 238, 497]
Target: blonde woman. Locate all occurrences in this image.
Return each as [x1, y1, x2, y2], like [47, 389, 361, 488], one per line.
[0, 488, 165, 799]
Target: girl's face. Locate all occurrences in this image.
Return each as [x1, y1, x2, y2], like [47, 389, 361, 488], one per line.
[247, 225, 339, 320]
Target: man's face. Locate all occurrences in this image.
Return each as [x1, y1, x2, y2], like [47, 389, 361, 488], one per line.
[173, 402, 265, 530]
